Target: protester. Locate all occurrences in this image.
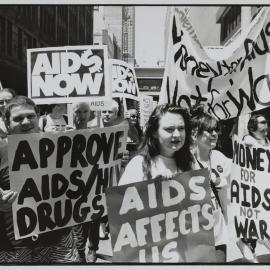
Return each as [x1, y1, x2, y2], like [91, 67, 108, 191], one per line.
[236, 113, 270, 263]
[119, 103, 193, 184]
[190, 106, 230, 262]
[0, 88, 16, 140]
[0, 96, 80, 263]
[39, 103, 68, 131]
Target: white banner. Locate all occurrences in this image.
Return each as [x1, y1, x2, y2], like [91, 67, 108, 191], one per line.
[160, 7, 270, 120]
[8, 126, 128, 240]
[27, 45, 112, 110]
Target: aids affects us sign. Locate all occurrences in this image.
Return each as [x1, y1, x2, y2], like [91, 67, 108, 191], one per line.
[27, 45, 112, 110]
[106, 169, 216, 263]
[230, 135, 270, 240]
[160, 7, 270, 120]
[8, 125, 128, 240]
[110, 59, 140, 101]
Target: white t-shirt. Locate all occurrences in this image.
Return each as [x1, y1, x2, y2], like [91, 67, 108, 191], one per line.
[193, 149, 231, 246]
[40, 114, 67, 132]
[119, 154, 181, 186]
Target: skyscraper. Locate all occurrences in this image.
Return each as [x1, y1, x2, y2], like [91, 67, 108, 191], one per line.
[122, 6, 135, 66]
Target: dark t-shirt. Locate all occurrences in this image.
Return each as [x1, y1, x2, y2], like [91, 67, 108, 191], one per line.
[0, 141, 70, 251]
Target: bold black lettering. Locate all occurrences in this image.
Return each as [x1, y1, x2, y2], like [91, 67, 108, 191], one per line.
[86, 134, 102, 165]
[51, 173, 69, 198]
[239, 145, 246, 167]
[234, 216, 248, 238]
[84, 164, 99, 196]
[226, 68, 256, 116]
[91, 194, 105, 220]
[245, 147, 256, 170]
[262, 189, 270, 211]
[251, 186, 261, 208]
[18, 178, 42, 205]
[172, 16, 183, 45]
[259, 220, 270, 240]
[56, 136, 72, 168]
[253, 29, 269, 55]
[12, 140, 38, 171]
[256, 148, 265, 171]
[73, 196, 90, 223]
[241, 183, 251, 207]
[41, 174, 50, 200]
[37, 202, 56, 231]
[17, 207, 37, 237]
[233, 141, 240, 163]
[248, 220, 259, 238]
[54, 199, 72, 227]
[66, 170, 85, 199]
[95, 167, 109, 194]
[113, 131, 124, 160]
[39, 138, 55, 168]
[265, 150, 270, 172]
[70, 134, 88, 168]
[101, 132, 114, 164]
[231, 180, 239, 203]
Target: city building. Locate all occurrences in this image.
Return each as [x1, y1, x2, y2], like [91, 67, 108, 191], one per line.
[135, 67, 164, 104]
[0, 5, 94, 95]
[93, 6, 122, 59]
[122, 6, 136, 66]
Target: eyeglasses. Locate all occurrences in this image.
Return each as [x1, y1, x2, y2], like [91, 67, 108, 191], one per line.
[130, 115, 138, 119]
[0, 99, 10, 106]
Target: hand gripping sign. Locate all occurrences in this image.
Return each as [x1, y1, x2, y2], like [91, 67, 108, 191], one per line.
[27, 45, 112, 110]
[106, 169, 216, 263]
[8, 125, 128, 240]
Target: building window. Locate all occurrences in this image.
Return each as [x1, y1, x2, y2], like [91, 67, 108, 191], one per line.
[18, 28, 22, 60]
[0, 17, 6, 53]
[7, 21, 12, 56]
[219, 7, 241, 45]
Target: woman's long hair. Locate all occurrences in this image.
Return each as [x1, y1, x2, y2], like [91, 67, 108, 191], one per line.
[138, 104, 193, 180]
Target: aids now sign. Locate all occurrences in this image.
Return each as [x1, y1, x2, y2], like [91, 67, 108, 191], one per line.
[106, 169, 216, 263]
[230, 135, 270, 240]
[110, 59, 140, 101]
[160, 7, 270, 120]
[27, 46, 111, 110]
[8, 125, 128, 240]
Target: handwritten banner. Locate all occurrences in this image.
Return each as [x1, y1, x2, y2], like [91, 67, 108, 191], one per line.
[8, 125, 128, 240]
[230, 135, 270, 240]
[27, 45, 112, 110]
[106, 169, 216, 263]
[159, 7, 270, 120]
[110, 59, 140, 101]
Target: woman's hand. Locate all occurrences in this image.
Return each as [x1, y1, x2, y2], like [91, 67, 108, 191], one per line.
[0, 188, 17, 212]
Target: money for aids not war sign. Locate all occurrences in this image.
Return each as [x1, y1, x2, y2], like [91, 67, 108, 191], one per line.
[27, 45, 112, 110]
[106, 169, 216, 263]
[8, 125, 128, 240]
[230, 135, 270, 240]
[159, 7, 270, 119]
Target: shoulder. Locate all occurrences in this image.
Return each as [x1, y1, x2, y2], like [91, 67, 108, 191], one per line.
[118, 155, 144, 186]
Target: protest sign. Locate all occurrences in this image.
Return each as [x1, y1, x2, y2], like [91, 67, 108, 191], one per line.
[139, 94, 154, 128]
[8, 125, 128, 240]
[159, 7, 270, 120]
[230, 135, 270, 240]
[27, 45, 112, 110]
[110, 59, 140, 102]
[106, 169, 216, 263]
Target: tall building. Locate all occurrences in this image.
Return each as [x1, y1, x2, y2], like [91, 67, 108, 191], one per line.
[0, 5, 94, 95]
[93, 6, 122, 59]
[122, 6, 135, 66]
